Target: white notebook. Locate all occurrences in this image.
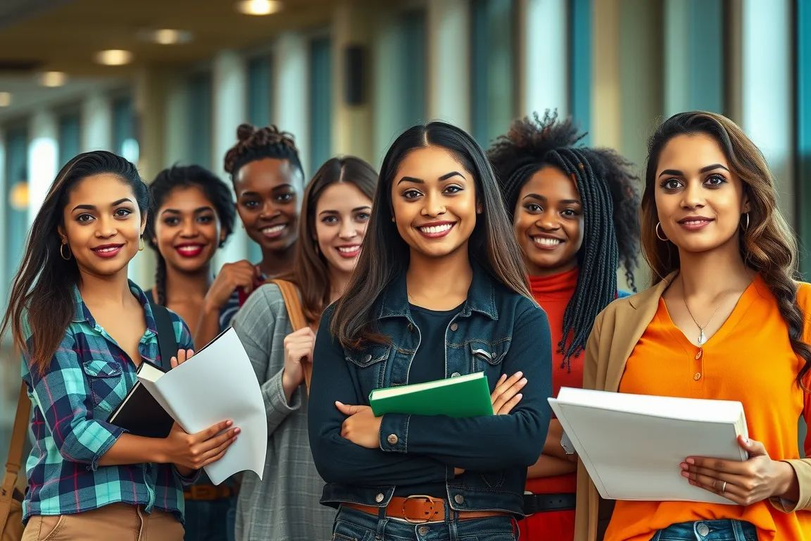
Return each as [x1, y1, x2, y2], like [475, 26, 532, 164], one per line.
[137, 327, 268, 485]
[549, 387, 748, 504]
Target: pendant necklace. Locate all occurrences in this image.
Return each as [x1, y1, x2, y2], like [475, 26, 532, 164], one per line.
[682, 295, 721, 347]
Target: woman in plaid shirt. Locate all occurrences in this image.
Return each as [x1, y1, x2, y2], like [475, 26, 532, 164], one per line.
[1, 151, 238, 541]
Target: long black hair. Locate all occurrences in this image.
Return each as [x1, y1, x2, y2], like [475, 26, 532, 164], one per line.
[145, 164, 236, 305]
[488, 111, 640, 366]
[330, 121, 531, 350]
[1, 151, 147, 373]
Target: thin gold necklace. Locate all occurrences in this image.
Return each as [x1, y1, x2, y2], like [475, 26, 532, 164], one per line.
[682, 295, 722, 346]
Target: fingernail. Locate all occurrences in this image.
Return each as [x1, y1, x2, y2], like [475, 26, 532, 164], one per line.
[686, 458, 695, 465]
[234, 428, 241, 434]
[516, 393, 523, 399]
[520, 378, 528, 385]
[516, 371, 523, 378]
[335, 401, 344, 407]
[226, 420, 233, 426]
[679, 463, 688, 470]
[680, 471, 689, 478]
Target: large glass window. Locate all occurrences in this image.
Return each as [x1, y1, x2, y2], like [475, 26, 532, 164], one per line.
[308, 36, 332, 176]
[187, 72, 213, 168]
[470, 0, 516, 146]
[248, 55, 273, 127]
[58, 111, 82, 168]
[112, 95, 139, 164]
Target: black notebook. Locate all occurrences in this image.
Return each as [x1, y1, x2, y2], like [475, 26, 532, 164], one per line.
[107, 361, 174, 438]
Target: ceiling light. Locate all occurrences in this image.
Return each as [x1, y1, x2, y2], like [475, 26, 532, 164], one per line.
[39, 71, 68, 87]
[139, 28, 193, 45]
[236, 0, 283, 16]
[94, 49, 134, 66]
[0, 92, 10, 107]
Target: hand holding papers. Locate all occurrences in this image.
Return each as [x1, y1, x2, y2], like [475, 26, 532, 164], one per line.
[549, 387, 748, 504]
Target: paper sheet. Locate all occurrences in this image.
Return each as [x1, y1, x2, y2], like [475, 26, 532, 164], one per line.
[140, 328, 267, 485]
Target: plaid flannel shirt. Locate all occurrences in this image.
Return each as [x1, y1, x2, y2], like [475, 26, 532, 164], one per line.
[21, 281, 194, 523]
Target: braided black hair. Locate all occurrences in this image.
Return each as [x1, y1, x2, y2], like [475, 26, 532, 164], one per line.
[487, 111, 641, 367]
[145, 164, 236, 305]
[223, 124, 304, 184]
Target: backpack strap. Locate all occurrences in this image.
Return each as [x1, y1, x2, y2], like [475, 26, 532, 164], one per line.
[268, 279, 312, 393]
[1, 381, 30, 529]
[149, 301, 179, 372]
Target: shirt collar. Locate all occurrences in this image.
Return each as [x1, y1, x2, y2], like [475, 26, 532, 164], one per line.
[70, 280, 158, 336]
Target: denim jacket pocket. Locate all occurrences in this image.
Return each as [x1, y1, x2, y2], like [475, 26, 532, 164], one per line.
[468, 340, 509, 369]
[345, 344, 391, 392]
[82, 359, 125, 412]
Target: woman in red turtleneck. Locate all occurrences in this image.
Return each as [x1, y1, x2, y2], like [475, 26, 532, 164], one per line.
[488, 111, 640, 540]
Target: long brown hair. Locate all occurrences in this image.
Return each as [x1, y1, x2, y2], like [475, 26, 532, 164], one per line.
[285, 156, 378, 323]
[330, 121, 532, 350]
[0, 151, 148, 373]
[641, 111, 811, 388]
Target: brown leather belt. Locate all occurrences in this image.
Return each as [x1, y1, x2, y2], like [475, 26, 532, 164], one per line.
[183, 484, 235, 501]
[344, 495, 508, 524]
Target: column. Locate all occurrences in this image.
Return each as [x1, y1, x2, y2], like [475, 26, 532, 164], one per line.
[426, 0, 470, 130]
[517, 0, 568, 117]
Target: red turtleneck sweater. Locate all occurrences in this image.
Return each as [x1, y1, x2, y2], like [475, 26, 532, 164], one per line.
[527, 267, 581, 494]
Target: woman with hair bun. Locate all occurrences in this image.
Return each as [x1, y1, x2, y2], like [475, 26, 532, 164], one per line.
[487, 111, 640, 541]
[197, 124, 305, 347]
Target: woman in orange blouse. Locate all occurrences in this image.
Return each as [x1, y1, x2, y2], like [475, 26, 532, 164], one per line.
[487, 112, 640, 540]
[575, 111, 811, 541]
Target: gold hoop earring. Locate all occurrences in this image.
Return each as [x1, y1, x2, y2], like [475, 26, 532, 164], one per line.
[59, 243, 72, 261]
[656, 222, 669, 242]
[742, 212, 750, 232]
[138, 237, 145, 252]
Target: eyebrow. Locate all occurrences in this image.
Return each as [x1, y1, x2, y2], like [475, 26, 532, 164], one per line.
[72, 197, 133, 212]
[658, 164, 730, 178]
[318, 205, 372, 216]
[160, 206, 215, 215]
[397, 171, 466, 185]
[522, 193, 581, 205]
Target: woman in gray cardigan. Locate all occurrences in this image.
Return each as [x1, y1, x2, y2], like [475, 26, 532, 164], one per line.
[231, 156, 378, 541]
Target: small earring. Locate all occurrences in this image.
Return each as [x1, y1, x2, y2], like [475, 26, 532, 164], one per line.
[656, 222, 669, 242]
[219, 240, 226, 248]
[391, 216, 396, 223]
[138, 237, 145, 252]
[59, 243, 72, 261]
[742, 212, 750, 232]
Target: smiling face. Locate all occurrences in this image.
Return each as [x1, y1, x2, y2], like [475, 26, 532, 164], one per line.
[59, 173, 146, 279]
[234, 157, 303, 253]
[654, 133, 749, 254]
[153, 186, 224, 274]
[314, 182, 372, 277]
[391, 145, 479, 260]
[512, 166, 584, 277]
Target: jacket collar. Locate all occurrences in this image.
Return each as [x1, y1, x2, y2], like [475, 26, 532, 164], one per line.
[627, 271, 678, 310]
[377, 261, 499, 321]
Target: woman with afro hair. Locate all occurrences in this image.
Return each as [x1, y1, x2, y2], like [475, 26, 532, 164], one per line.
[486, 111, 641, 540]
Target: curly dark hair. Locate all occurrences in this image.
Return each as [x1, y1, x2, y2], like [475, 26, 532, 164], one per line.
[223, 123, 303, 183]
[487, 110, 641, 367]
[145, 164, 236, 305]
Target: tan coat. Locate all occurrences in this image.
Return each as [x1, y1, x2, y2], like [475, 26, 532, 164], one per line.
[573, 271, 811, 540]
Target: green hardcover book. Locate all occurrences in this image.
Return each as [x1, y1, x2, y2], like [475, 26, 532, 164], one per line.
[369, 372, 494, 418]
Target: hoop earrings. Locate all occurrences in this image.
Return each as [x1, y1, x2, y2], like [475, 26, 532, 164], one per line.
[59, 243, 72, 261]
[742, 212, 750, 232]
[138, 237, 145, 252]
[655, 222, 669, 242]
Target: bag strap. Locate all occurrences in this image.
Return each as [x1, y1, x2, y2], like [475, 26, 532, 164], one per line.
[1, 381, 30, 528]
[149, 301, 178, 372]
[268, 279, 312, 393]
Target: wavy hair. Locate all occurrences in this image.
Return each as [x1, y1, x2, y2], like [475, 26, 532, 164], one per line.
[641, 111, 810, 388]
[330, 121, 531, 350]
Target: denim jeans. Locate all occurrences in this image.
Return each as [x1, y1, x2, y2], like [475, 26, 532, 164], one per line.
[331, 505, 517, 541]
[183, 497, 236, 541]
[650, 520, 757, 541]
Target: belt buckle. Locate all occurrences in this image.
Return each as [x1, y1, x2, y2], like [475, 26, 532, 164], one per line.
[402, 495, 439, 524]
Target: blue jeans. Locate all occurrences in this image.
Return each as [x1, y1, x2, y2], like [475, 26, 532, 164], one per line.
[651, 520, 757, 541]
[331, 506, 517, 541]
[184, 497, 236, 541]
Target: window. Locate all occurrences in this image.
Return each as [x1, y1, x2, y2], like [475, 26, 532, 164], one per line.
[112, 96, 139, 163]
[470, 0, 516, 146]
[58, 111, 82, 168]
[248, 55, 273, 127]
[399, 10, 427, 128]
[187, 72, 213, 168]
[3, 127, 28, 303]
[570, 0, 591, 143]
[308, 37, 332, 176]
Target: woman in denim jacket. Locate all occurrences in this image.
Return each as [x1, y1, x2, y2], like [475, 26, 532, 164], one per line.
[308, 122, 553, 541]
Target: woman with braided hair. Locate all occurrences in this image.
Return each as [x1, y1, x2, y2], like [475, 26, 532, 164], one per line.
[144, 164, 238, 541]
[196, 124, 306, 347]
[486, 111, 640, 541]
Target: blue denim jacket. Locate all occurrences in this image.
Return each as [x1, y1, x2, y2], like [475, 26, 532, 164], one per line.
[309, 264, 553, 516]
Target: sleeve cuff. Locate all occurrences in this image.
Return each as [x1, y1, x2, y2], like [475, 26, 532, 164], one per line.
[173, 466, 202, 486]
[379, 414, 410, 453]
[769, 459, 811, 512]
[266, 369, 302, 415]
[86, 424, 124, 472]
